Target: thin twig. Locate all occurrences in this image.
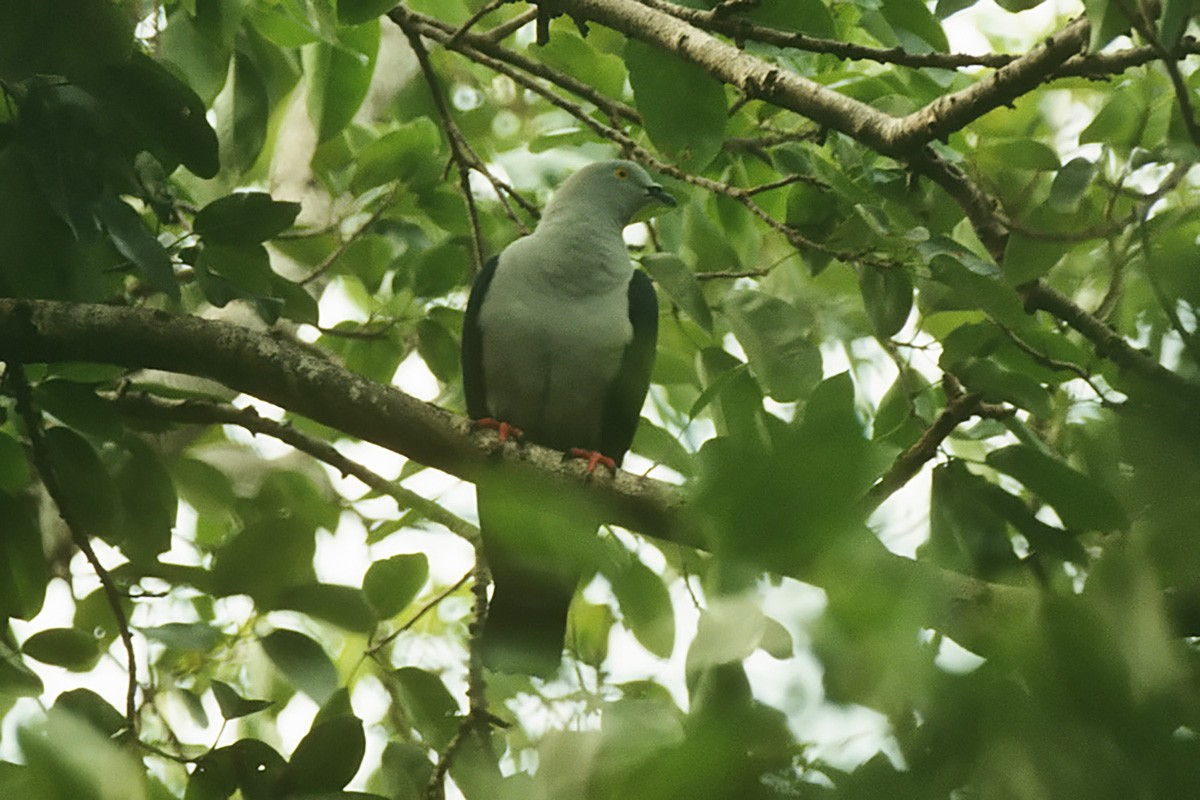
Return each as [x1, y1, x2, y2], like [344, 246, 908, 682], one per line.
[8, 363, 140, 735]
[368, 571, 472, 655]
[300, 186, 401, 285]
[396, 19, 487, 271]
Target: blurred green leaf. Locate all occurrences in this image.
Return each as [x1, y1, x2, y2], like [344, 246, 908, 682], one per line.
[211, 680, 273, 720]
[351, 118, 442, 195]
[859, 265, 913, 337]
[612, 558, 675, 659]
[260, 628, 340, 705]
[390, 667, 459, 749]
[22, 627, 101, 671]
[43, 426, 119, 537]
[142, 622, 224, 652]
[987, 444, 1129, 532]
[722, 289, 822, 402]
[53, 688, 125, 738]
[277, 583, 376, 633]
[363, 553, 430, 618]
[641, 253, 711, 333]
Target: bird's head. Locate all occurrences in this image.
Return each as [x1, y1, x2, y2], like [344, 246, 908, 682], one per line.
[544, 160, 677, 227]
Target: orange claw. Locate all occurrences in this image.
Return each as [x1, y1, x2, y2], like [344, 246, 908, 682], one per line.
[567, 448, 617, 475]
[475, 418, 524, 444]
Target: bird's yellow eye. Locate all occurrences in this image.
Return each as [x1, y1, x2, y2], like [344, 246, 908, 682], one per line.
[614, 167, 629, 179]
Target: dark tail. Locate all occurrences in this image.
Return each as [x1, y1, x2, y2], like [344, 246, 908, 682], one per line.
[480, 580, 571, 678]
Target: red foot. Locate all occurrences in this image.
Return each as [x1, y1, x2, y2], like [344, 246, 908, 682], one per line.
[567, 448, 617, 475]
[475, 417, 524, 444]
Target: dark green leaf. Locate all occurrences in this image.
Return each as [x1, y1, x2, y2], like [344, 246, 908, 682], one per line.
[339, 0, 400, 24]
[22, 627, 101, 670]
[722, 289, 822, 402]
[390, 667, 459, 749]
[43, 426, 119, 537]
[34, 380, 123, 440]
[410, 241, 469, 298]
[924, 461, 1021, 578]
[987, 444, 1128, 532]
[631, 419, 695, 477]
[53, 688, 125, 738]
[641, 253, 710, 333]
[211, 680, 274, 720]
[277, 583, 376, 633]
[194, 193, 302, 245]
[415, 317, 460, 385]
[279, 715, 366, 794]
[0, 432, 30, 492]
[0, 0, 131, 82]
[859, 266, 913, 337]
[1048, 157, 1098, 212]
[115, 437, 177, 563]
[953, 357, 1052, 418]
[0, 642, 43, 697]
[0, 491, 49, 620]
[1002, 230, 1070, 284]
[260, 629, 339, 704]
[95, 190, 179, 300]
[376, 741, 434, 800]
[1083, 0, 1133, 51]
[975, 139, 1061, 172]
[611, 559, 675, 659]
[215, 50, 270, 175]
[626, 39, 726, 170]
[362, 553, 429, 619]
[211, 517, 317, 606]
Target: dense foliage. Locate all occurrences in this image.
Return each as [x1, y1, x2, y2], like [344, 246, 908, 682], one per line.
[3, 0, 1200, 797]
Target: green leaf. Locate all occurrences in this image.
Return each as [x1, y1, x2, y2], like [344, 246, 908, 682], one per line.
[376, 742, 434, 800]
[924, 461, 1021, 578]
[363, 553, 429, 618]
[568, 601, 615, 666]
[43, 426, 119, 537]
[1048, 157, 1098, 212]
[0, 641, 43, 697]
[859, 266, 913, 337]
[192, 739, 286, 800]
[212, 517, 317, 605]
[390, 667, 459, 749]
[194, 192, 302, 245]
[0, 0, 131, 82]
[53, 688, 126, 738]
[881, 0, 949, 52]
[83, 51, 220, 179]
[1002, 230, 1071, 284]
[0, 491, 48, 621]
[279, 715, 366, 794]
[410, 241, 469, 298]
[641, 253, 711, 333]
[260, 629, 340, 704]
[975, 139, 1061, 172]
[0, 432, 30, 492]
[416, 317, 460, 385]
[338, 0, 399, 24]
[115, 437, 177, 563]
[986, 444, 1128, 532]
[277, 583, 376, 633]
[142, 622, 224, 652]
[20, 707, 147, 800]
[22, 627, 101, 670]
[211, 680, 274, 720]
[626, 39, 726, 170]
[351, 118, 443, 195]
[1082, 0, 1133, 51]
[304, 20, 380, 142]
[631, 419, 696, 477]
[536, 31, 627, 98]
[96, 192, 178, 299]
[215, 49, 269, 175]
[1080, 84, 1146, 149]
[953, 357, 1052, 418]
[1160, 0, 1199, 46]
[611, 558, 675, 659]
[34, 380, 123, 441]
[722, 289, 822, 402]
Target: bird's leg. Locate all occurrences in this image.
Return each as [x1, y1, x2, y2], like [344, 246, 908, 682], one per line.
[565, 448, 617, 475]
[473, 417, 525, 445]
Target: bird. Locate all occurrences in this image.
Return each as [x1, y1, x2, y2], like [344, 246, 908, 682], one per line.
[461, 159, 675, 676]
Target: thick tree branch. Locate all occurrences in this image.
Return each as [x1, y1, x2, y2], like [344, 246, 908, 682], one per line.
[0, 299, 690, 549]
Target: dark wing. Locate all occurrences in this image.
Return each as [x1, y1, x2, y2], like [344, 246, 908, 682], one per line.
[461, 256, 499, 421]
[598, 269, 658, 465]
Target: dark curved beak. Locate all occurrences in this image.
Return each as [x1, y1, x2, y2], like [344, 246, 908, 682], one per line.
[647, 184, 677, 207]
